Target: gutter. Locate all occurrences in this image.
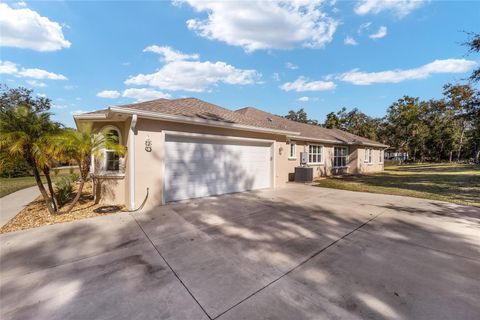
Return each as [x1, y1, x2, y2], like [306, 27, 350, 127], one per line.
[109, 107, 301, 136]
[288, 135, 389, 148]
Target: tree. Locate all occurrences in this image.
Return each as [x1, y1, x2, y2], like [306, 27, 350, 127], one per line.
[53, 124, 125, 213]
[384, 96, 428, 161]
[443, 83, 479, 161]
[323, 111, 341, 129]
[463, 32, 480, 83]
[285, 108, 319, 125]
[0, 86, 60, 214]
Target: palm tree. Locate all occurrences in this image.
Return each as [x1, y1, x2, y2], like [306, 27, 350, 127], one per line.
[53, 124, 125, 213]
[0, 88, 61, 214]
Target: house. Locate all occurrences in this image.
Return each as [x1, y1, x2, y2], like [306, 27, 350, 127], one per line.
[74, 98, 388, 209]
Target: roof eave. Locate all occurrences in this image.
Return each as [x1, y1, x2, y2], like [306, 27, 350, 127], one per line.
[109, 107, 301, 136]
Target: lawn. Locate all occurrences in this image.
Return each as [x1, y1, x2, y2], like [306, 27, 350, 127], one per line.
[0, 167, 79, 198]
[315, 163, 480, 207]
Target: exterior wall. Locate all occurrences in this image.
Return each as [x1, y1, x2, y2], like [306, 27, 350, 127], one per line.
[83, 118, 385, 207]
[357, 147, 385, 173]
[286, 142, 360, 178]
[89, 121, 129, 205]
[133, 119, 289, 209]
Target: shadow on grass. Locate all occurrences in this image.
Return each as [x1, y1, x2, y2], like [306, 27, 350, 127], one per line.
[318, 164, 480, 206]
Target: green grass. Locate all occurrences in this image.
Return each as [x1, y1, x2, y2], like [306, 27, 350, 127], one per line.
[0, 167, 79, 198]
[0, 176, 41, 198]
[315, 163, 480, 207]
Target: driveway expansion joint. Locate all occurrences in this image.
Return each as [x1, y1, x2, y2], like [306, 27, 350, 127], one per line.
[132, 214, 213, 320]
[213, 209, 387, 319]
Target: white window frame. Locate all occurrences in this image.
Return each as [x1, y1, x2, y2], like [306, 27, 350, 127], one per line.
[364, 148, 372, 163]
[289, 143, 297, 159]
[308, 144, 324, 165]
[101, 125, 122, 172]
[333, 146, 349, 168]
[379, 150, 384, 163]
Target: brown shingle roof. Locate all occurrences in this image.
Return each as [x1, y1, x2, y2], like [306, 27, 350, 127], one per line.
[107, 98, 386, 146]
[235, 107, 386, 146]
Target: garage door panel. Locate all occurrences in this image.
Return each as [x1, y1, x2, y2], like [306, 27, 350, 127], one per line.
[164, 136, 272, 202]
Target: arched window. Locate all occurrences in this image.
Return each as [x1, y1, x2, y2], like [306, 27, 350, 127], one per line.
[101, 126, 122, 172]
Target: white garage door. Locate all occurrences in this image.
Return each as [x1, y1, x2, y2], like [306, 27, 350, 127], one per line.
[164, 135, 273, 202]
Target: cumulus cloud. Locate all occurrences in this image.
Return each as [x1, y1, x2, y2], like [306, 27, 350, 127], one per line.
[344, 36, 358, 46]
[122, 88, 171, 102]
[369, 26, 387, 39]
[143, 45, 199, 62]
[125, 59, 260, 92]
[355, 0, 426, 17]
[280, 76, 336, 92]
[97, 90, 121, 99]
[0, 60, 67, 80]
[179, 0, 338, 52]
[339, 59, 478, 85]
[298, 96, 310, 101]
[0, 3, 71, 51]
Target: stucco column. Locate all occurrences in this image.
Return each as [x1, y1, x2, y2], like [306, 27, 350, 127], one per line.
[129, 114, 138, 210]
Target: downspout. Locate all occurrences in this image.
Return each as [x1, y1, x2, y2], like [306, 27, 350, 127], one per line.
[129, 114, 138, 210]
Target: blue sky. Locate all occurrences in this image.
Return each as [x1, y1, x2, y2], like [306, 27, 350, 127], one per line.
[1, 0, 479, 128]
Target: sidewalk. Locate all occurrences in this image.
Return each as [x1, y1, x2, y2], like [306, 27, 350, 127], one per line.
[0, 186, 40, 227]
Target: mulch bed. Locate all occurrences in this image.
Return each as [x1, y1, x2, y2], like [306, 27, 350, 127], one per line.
[0, 183, 126, 234]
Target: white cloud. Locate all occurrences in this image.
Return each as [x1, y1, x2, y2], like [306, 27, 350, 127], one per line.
[125, 59, 260, 92]
[272, 72, 281, 81]
[144, 45, 199, 62]
[26, 80, 46, 87]
[339, 59, 478, 85]
[180, 0, 338, 52]
[97, 90, 121, 99]
[369, 26, 387, 39]
[122, 88, 171, 102]
[344, 36, 358, 46]
[285, 62, 299, 70]
[71, 110, 92, 115]
[355, 0, 426, 17]
[0, 60, 67, 80]
[0, 3, 71, 51]
[280, 76, 336, 92]
[96, 88, 172, 102]
[298, 96, 309, 102]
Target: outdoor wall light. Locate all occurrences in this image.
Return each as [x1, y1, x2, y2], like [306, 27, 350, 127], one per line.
[145, 136, 152, 152]
[279, 146, 283, 155]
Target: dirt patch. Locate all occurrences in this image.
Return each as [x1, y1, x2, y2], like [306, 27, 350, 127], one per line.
[1, 183, 125, 234]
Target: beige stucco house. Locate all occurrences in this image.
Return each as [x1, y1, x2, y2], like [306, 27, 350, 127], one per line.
[74, 98, 388, 209]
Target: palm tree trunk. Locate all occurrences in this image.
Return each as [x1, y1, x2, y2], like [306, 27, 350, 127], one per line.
[64, 179, 85, 214]
[32, 165, 56, 215]
[43, 166, 58, 212]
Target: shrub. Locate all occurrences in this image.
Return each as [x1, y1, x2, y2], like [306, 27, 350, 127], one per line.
[55, 176, 74, 206]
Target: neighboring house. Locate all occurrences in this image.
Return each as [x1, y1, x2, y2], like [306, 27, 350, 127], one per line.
[74, 98, 388, 209]
[385, 148, 408, 161]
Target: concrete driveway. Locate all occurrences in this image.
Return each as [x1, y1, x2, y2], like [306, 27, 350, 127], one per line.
[1, 184, 479, 320]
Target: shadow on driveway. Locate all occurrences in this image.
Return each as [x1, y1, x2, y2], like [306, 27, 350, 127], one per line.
[1, 185, 479, 320]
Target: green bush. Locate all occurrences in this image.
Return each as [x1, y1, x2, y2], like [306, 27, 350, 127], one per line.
[55, 176, 74, 206]
[0, 150, 31, 178]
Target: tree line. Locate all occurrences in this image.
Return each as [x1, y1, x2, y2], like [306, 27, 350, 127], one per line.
[285, 33, 480, 163]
